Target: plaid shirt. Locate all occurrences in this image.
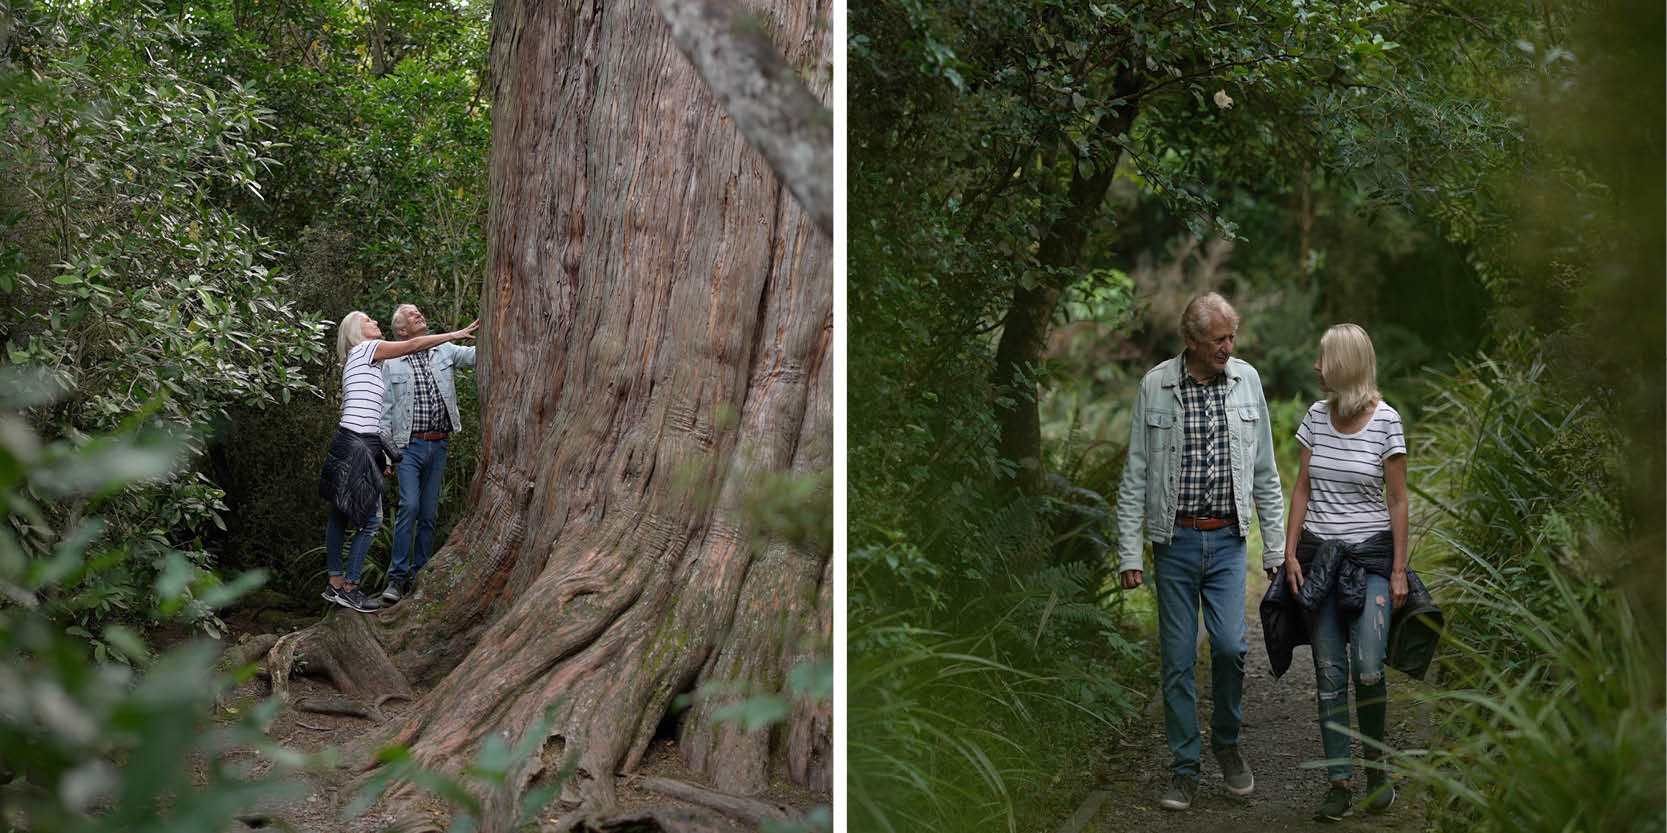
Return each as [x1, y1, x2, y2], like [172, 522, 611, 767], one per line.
[408, 350, 449, 434]
[1177, 367, 1237, 531]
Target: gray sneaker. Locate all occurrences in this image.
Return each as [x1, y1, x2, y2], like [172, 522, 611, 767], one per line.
[1364, 766, 1395, 813]
[337, 586, 381, 613]
[1314, 782, 1352, 822]
[381, 577, 407, 605]
[1214, 743, 1254, 795]
[321, 585, 346, 606]
[1159, 773, 1198, 810]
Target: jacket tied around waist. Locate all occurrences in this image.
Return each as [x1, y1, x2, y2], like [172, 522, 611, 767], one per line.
[1260, 529, 1444, 680]
[317, 427, 401, 526]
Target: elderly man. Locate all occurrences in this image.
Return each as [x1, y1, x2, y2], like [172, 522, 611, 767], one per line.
[378, 303, 477, 604]
[1114, 292, 1285, 811]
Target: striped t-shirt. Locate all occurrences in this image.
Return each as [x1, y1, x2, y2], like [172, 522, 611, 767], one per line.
[339, 339, 385, 433]
[1296, 399, 1406, 543]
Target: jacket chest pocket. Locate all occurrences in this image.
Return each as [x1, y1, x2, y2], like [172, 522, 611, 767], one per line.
[1230, 405, 1259, 447]
[387, 364, 413, 387]
[1146, 411, 1177, 451]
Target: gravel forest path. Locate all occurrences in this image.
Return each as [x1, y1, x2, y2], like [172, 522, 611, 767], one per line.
[1060, 598, 1438, 833]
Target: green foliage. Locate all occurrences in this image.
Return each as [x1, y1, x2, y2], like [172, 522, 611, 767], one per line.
[848, 620, 1034, 833]
[1468, 0, 1664, 560]
[352, 706, 569, 833]
[0, 3, 328, 635]
[1407, 535, 1660, 833]
[1411, 355, 1623, 667]
[849, 604, 1143, 833]
[159, 0, 493, 595]
[1368, 3, 1663, 829]
[1399, 347, 1661, 832]
[0, 370, 303, 833]
[740, 466, 834, 558]
[849, 494, 1148, 833]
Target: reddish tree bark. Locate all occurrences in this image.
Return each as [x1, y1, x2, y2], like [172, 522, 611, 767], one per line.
[272, 0, 832, 822]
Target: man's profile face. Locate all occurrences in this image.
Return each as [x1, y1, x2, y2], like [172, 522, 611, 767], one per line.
[1185, 314, 1236, 374]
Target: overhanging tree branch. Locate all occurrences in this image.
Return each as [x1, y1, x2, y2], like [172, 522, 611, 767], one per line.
[655, 0, 833, 237]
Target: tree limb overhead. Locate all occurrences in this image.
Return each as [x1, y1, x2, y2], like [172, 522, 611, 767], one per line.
[654, 0, 832, 237]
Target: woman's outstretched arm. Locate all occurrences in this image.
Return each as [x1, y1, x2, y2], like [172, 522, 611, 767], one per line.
[373, 320, 479, 361]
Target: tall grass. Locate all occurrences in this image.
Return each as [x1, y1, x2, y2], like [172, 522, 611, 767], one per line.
[1399, 354, 1664, 833]
[848, 494, 1150, 833]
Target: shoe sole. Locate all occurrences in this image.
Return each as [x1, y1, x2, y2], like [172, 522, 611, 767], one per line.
[1314, 809, 1352, 823]
[1159, 800, 1191, 811]
[1223, 776, 1254, 796]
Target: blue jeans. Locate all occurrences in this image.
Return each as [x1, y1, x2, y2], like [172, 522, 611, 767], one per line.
[1305, 571, 1392, 782]
[325, 501, 381, 585]
[1154, 526, 1248, 775]
[389, 436, 448, 583]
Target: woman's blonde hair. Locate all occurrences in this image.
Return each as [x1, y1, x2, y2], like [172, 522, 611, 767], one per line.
[336, 310, 370, 363]
[1320, 323, 1379, 420]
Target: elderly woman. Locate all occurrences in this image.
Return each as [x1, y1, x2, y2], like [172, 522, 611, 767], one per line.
[318, 310, 477, 612]
[1282, 323, 1408, 821]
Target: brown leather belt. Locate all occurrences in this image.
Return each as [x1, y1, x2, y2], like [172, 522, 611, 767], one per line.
[412, 431, 450, 441]
[1175, 515, 1236, 531]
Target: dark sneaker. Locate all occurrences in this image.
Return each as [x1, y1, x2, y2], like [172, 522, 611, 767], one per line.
[381, 578, 407, 605]
[1159, 773, 1198, 811]
[338, 586, 381, 613]
[1364, 767, 1395, 813]
[1214, 744, 1254, 795]
[322, 585, 347, 607]
[1314, 782, 1353, 822]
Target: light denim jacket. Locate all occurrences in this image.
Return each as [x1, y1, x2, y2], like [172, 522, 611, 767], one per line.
[379, 343, 477, 450]
[1114, 353, 1285, 574]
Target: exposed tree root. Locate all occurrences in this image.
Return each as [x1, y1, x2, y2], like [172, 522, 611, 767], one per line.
[295, 696, 384, 721]
[266, 611, 414, 706]
[636, 776, 791, 828]
[218, 632, 281, 673]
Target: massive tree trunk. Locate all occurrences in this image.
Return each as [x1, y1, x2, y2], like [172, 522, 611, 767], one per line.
[280, 0, 833, 822]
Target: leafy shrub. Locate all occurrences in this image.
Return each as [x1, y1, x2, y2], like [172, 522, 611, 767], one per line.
[1401, 352, 1663, 832]
[0, 3, 326, 635]
[1410, 354, 1622, 668]
[0, 370, 301, 832]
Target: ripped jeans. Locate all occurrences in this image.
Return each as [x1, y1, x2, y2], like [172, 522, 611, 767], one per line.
[1305, 571, 1391, 783]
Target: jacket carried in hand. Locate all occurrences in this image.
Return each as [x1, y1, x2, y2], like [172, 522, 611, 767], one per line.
[1260, 529, 1444, 680]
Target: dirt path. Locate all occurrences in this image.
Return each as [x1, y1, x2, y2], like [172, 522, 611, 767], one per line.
[1068, 602, 1436, 833]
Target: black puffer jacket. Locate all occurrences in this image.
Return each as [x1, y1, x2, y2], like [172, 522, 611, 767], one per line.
[316, 428, 398, 525]
[1261, 529, 1444, 680]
